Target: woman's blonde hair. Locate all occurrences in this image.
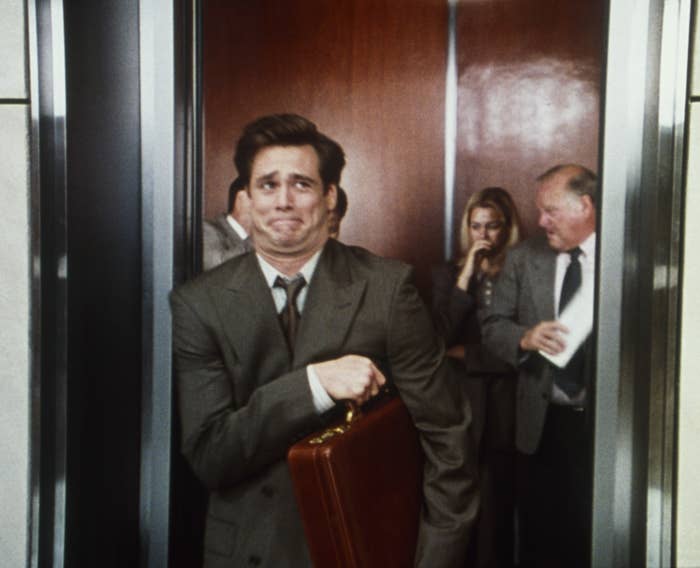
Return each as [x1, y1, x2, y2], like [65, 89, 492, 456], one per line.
[458, 187, 521, 275]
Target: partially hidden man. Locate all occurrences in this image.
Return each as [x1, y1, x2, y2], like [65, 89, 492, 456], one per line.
[170, 114, 478, 567]
[202, 176, 253, 270]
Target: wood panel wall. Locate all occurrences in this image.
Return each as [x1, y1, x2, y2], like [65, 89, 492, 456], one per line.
[454, 0, 604, 244]
[202, 0, 604, 282]
[203, 0, 448, 292]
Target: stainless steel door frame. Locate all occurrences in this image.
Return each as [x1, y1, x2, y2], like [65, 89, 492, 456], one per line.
[138, 0, 179, 565]
[594, 0, 691, 566]
[28, 0, 69, 566]
[28, 0, 693, 565]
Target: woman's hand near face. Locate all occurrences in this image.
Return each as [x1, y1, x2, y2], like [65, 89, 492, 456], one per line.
[456, 239, 492, 290]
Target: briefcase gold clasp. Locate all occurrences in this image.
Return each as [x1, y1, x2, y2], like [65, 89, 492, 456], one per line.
[308, 401, 363, 445]
[308, 425, 348, 445]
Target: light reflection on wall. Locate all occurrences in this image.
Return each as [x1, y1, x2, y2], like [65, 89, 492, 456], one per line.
[455, 56, 601, 239]
[459, 58, 599, 157]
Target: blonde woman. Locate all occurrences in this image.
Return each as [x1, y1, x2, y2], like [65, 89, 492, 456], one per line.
[432, 186, 521, 568]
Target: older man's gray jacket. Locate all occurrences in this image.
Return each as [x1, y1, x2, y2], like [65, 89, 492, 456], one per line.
[481, 235, 593, 454]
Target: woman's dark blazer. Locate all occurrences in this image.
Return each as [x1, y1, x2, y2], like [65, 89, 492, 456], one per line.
[431, 262, 515, 453]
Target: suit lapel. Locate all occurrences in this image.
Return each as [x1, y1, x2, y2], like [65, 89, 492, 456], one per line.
[211, 254, 290, 369]
[528, 240, 557, 322]
[294, 242, 367, 365]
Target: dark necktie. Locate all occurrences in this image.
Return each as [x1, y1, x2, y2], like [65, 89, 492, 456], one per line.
[274, 275, 306, 352]
[553, 247, 585, 397]
[558, 247, 582, 315]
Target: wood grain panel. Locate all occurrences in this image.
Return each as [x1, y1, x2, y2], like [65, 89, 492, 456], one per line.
[203, 0, 447, 291]
[454, 0, 604, 245]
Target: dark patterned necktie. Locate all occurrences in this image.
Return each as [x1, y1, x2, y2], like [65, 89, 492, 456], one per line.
[273, 275, 306, 352]
[553, 247, 585, 397]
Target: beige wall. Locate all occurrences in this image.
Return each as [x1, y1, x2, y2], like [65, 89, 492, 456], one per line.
[676, 7, 700, 567]
[0, 0, 30, 566]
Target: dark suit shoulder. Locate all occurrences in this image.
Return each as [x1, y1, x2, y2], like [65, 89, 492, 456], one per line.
[510, 234, 549, 254]
[327, 240, 412, 280]
[503, 234, 553, 266]
[201, 214, 222, 231]
[171, 252, 255, 298]
[329, 241, 411, 272]
[202, 213, 229, 238]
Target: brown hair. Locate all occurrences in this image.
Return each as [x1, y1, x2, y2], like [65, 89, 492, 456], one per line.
[234, 114, 345, 193]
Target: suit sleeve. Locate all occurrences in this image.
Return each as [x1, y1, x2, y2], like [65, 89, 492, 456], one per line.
[170, 287, 323, 490]
[430, 263, 476, 346]
[386, 267, 478, 567]
[480, 249, 530, 368]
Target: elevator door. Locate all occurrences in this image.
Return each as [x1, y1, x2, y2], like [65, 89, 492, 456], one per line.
[173, 1, 604, 566]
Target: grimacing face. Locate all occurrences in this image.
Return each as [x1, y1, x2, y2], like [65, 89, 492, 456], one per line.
[536, 175, 593, 251]
[247, 144, 337, 258]
[468, 206, 505, 251]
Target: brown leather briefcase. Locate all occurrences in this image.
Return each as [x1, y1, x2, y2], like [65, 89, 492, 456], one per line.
[287, 393, 424, 568]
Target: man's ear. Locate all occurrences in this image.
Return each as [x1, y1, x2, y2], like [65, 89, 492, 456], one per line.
[325, 184, 338, 211]
[581, 194, 595, 217]
[236, 189, 250, 211]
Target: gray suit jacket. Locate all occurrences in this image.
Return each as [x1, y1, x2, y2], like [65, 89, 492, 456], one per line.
[202, 213, 251, 270]
[171, 239, 478, 568]
[480, 235, 559, 454]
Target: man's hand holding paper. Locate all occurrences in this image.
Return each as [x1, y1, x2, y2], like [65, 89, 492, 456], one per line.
[538, 277, 594, 368]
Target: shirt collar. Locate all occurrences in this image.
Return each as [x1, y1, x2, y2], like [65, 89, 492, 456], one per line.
[256, 249, 323, 289]
[226, 214, 248, 240]
[578, 232, 596, 259]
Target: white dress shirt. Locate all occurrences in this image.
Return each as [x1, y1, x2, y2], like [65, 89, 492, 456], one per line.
[226, 214, 249, 240]
[256, 251, 335, 413]
[551, 232, 596, 405]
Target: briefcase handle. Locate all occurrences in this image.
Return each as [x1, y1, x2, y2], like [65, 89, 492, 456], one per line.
[308, 388, 393, 445]
[344, 400, 361, 425]
[306, 402, 361, 445]
[345, 384, 393, 424]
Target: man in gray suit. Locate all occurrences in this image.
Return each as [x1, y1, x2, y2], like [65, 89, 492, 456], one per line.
[171, 114, 477, 567]
[202, 177, 253, 270]
[481, 164, 597, 568]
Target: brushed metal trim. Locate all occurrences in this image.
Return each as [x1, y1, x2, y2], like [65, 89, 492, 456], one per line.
[596, 0, 690, 565]
[29, 0, 69, 566]
[595, 3, 650, 564]
[27, 0, 41, 565]
[138, 0, 176, 565]
[47, 0, 68, 564]
[187, 0, 203, 280]
[646, 0, 691, 565]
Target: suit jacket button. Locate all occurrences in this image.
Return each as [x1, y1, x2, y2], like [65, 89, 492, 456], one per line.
[248, 554, 261, 566]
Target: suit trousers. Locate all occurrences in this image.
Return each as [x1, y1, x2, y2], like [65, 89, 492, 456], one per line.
[461, 373, 516, 568]
[516, 404, 592, 568]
